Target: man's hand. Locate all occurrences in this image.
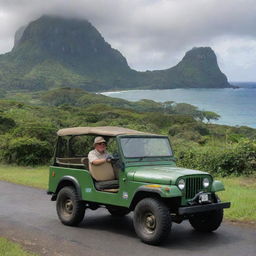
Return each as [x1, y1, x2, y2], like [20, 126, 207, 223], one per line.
[106, 156, 113, 163]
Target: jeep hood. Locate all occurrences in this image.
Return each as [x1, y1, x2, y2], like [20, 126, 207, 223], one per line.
[127, 166, 209, 185]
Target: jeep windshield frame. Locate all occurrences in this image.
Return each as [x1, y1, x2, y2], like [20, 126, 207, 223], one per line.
[118, 135, 173, 160]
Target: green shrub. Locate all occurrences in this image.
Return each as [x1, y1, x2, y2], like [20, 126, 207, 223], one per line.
[41, 87, 86, 106]
[11, 122, 56, 143]
[143, 112, 171, 129]
[12, 122, 57, 143]
[83, 113, 100, 123]
[176, 139, 256, 176]
[0, 115, 16, 134]
[0, 136, 52, 165]
[169, 122, 209, 144]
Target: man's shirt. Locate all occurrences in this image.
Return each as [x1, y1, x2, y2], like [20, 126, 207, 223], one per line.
[88, 149, 109, 164]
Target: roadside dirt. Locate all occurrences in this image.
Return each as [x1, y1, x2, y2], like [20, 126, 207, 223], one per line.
[224, 219, 256, 229]
[1, 221, 104, 256]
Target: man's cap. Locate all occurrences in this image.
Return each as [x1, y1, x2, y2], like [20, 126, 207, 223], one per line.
[93, 136, 106, 146]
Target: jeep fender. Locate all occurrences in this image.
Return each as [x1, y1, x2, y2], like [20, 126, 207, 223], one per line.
[129, 185, 182, 210]
[211, 180, 225, 192]
[51, 176, 82, 201]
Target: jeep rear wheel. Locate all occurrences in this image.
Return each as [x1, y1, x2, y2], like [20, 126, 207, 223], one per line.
[56, 186, 85, 226]
[189, 209, 223, 232]
[133, 198, 171, 245]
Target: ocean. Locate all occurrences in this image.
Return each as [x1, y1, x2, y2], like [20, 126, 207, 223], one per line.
[102, 82, 256, 128]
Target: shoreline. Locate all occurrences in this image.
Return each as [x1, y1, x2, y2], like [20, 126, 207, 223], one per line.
[100, 86, 256, 129]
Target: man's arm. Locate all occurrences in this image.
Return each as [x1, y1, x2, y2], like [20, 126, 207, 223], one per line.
[88, 151, 112, 166]
[91, 158, 109, 166]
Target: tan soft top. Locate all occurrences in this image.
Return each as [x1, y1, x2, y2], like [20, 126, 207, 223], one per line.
[57, 126, 153, 137]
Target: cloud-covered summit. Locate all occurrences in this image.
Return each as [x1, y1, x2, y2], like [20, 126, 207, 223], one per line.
[0, 0, 256, 81]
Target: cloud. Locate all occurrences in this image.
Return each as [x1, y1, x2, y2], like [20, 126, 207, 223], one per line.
[212, 36, 256, 81]
[0, 0, 256, 80]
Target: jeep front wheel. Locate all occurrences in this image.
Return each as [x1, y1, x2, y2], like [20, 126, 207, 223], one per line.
[189, 209, 223, 232]
[133, 198, 171, 245]
[56, 186, 85, 226]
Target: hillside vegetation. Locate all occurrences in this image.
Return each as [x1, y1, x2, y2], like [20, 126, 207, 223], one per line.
[0, 88, 255, 177]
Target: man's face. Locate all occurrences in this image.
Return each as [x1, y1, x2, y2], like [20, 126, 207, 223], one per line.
[95, 142, 107, 153]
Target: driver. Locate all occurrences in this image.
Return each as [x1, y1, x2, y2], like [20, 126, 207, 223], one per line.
[88, 137, 112, 166]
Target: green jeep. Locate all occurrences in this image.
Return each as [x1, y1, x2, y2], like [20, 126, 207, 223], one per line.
[48, 126, 230, 245]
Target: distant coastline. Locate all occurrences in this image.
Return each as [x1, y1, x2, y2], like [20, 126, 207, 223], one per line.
[100, 81, 256, 94]
[231, 81, 256, 88]
[102, 82, 256, 128]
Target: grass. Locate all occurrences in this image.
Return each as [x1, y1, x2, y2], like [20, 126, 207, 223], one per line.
[0, 237, 37, 256]
[218, 176, 256, 223]
[0, 165, 48, 189]
[0, 164, 255, 222]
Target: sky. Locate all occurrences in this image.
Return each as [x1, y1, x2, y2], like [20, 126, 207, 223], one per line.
[0, 0, 256, 82]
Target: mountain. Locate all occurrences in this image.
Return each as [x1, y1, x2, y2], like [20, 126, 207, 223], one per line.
[0, 15, 231, 92]
[146, 47, 230, 89]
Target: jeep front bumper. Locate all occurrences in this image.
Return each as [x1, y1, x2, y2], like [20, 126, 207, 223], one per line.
[178, 202, 231, 215]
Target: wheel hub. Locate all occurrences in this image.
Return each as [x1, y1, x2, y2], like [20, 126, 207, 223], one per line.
[144, 213, 156, 231]
[64, 199, 73, 214]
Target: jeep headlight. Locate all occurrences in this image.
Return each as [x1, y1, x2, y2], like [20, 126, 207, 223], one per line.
[178, 179, 185, 190]
[203, 178, 210, 188]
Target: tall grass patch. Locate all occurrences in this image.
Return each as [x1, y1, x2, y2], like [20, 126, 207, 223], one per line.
[0, 165, 48, 189]
[218, 176, 256, 222]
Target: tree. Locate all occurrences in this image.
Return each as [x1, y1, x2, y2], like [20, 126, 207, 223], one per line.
[202, 111, 220, 123]
[173, 103, 203, 120]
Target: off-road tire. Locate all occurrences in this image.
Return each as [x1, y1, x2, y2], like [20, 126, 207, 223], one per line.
[189, 209, 223, 232]
[56, 186, 85, 226]
[133, 198, 171, 245]
[107, 206, 131, 217]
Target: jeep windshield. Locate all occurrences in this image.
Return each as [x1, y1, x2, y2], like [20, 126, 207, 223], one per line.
[120, 137, 172, 158]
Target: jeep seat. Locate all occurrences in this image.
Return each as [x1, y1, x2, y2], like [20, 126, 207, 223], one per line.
[89, 162, 119, 190]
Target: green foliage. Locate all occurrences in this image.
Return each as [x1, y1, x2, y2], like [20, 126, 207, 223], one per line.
[41, 87, 87, 106]
[172, 103, 203, 120]
[0, 115, 16, 134]
[132, 99, 163, 112]
[0, 89, 256, 175]
[168, 119, 210, 145]
[11, 123, 57, 145]
[176, 139, 256, 176]
[202, 111, 220, 122]
[0, 136, 52, 165]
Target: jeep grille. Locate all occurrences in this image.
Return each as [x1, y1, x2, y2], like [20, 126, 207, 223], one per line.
[185, 177, 204, 199]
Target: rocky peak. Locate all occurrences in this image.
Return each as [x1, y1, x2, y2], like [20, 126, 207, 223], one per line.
[12, 15, 129, 69]
[179, 47, 218, 67]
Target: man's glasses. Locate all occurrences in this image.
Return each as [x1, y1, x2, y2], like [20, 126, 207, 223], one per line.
[97, 142, 106, 146]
